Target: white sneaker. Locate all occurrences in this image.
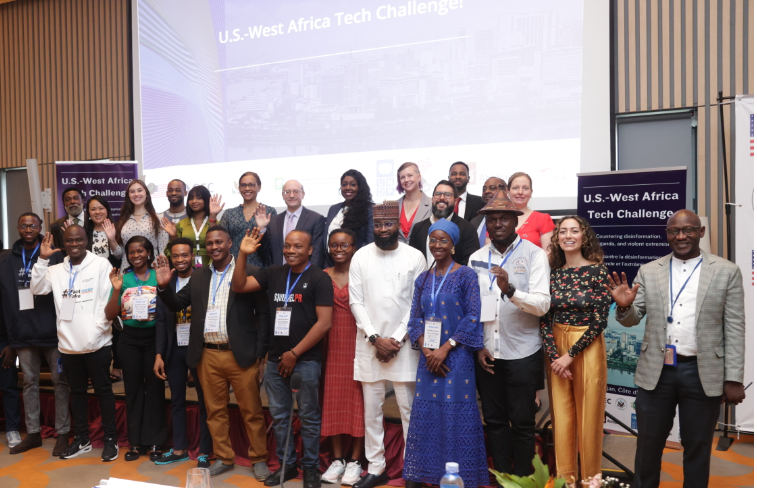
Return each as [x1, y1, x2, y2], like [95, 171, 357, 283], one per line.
[6, 431, 21, 448]
[341, 461, 362, 486]
[321, 459, 346, 483]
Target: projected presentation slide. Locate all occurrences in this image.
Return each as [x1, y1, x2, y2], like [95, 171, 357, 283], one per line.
[135, 0, 583, 210]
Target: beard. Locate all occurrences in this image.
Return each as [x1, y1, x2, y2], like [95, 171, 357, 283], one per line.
[375, 229, 400, 250]
[432, 204, 453, 220]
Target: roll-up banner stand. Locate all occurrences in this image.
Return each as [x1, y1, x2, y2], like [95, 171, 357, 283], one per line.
[578, 167, 687, 446]
[733, 95, 754, 433]
[55, 161, 139, 222]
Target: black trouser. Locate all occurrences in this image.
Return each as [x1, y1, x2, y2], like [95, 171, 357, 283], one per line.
[166, 345, 212, 454]
[61, 346, 117, 439]
[0, 340, 20, 432]
[634, 359, 722, 488]
[118, 326, 167, 446]
[475, 349, 542, 476]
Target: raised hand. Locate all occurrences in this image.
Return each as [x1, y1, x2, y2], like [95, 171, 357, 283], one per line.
[490, 266, 510, 295]
[239, 228, 263, 256]
[153, 255, 176, 288]
[209, 194, 226, 219]
[61, 219, 73, 231]
[254, 204, 271, 228]
[603, 272, 639, 308]
[39, 233, 60, 259]
[102, 219, 117, 241]
[160, 217, 177, 238]
[109, 268, 123, 291]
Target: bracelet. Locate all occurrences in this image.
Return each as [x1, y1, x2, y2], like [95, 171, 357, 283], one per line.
[290, 349, 300, 359]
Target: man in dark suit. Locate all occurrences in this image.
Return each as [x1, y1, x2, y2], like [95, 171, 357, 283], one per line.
[155, 225, 270, 480]
[50, 187, 89, 250]
[469, 177, 507, 248]
[448, 162, 484, 221]
[408, 180, 480, 266]
[267, 180, 326, 267]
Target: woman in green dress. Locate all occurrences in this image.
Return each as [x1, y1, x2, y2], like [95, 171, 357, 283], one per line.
[161, 185, 224, 267]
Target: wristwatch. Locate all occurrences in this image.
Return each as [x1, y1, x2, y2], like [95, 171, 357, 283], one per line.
[501, 284, 516, 299]
[448, 339, 457, 348]
[368, 334, 380, 345]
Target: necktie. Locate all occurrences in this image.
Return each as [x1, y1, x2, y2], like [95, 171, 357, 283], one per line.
[454, 197, 462, 215]
[283, 214, 296, 263]
[73, 216, 80, 226]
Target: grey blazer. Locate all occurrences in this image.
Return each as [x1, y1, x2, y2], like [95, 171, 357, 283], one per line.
[617, 251, 745, 397]
[397, 193, 432, 244]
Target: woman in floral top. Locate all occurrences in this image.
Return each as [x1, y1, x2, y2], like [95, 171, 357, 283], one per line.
[540, 215, 610, 484]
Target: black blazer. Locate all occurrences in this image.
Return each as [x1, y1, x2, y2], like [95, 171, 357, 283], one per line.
[50, 214, 90, 251]
[155, 277, 186, 365]
[408, 213, 481, 266]
[323, 202, 374, 268]
[462, 193, 485, 222]
[157, 264, 269, 369]
[267, 207, 326, 268]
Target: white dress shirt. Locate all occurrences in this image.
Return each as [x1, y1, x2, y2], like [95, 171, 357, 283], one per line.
[668, 254, 703, 356]
[468, 236, 551, 360]
[349, 243, 427, 382]
[455, 191, 468, 218]
[282, 206, 304, 264]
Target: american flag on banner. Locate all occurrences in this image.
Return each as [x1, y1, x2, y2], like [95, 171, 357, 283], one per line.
[751, 114, 754, 157]
[148, 182, 169, 198]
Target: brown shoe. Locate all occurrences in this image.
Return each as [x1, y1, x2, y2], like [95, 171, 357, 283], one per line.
[9, 432, 42, 454]
[52, 435, 70, 457]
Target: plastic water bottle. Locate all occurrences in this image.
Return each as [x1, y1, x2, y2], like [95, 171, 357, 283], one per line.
[440, 462, 464, 488]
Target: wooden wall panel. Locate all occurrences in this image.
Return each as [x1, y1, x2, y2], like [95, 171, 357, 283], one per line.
[0, 0, 131, 225]
[614, 0, 754, 257]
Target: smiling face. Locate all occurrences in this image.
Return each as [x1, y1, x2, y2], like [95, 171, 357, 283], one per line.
[448, 163, 470, 193]
[187, 192, 205, 214]
[429, 229, 453, 262]
[170, 243, 193, 273]
[239, 175, 260, 202]
[166, 180, 186, 205]
[284, 231, 313, 267]
[63, 190, 83, 217]
[485, 211, 518, 245]
[128, 182, 148, 207]
[340, 176, 359, 202]
[432, 184, 456, 219]
[398, 165, 421, 193]
[127, 242, 150, 270]
[88, 200, 108, 225]
[666, 210, 705, 260]
[507, 176, 533, 209]
[205, 230, 231, 264]
[482, 177, 506, 204]
[558, 218, 584, 255]
[328, 231, 356, 265]
[63, 226, 88, 262]
[18, 215, 42, 245]
[282, 180, 304, 209]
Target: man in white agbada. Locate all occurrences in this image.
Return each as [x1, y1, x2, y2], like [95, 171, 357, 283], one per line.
[349, 200, 427, 488]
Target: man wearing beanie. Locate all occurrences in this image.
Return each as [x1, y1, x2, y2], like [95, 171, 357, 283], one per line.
[349, 200, 427, 488]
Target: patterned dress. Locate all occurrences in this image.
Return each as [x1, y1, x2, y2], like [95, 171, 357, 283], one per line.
[113, 213, 170, 271]
[91, 230, 110, 258]
[320, 274, 365, 437]
[220, 204, 277, 267]
[403, 266, 489, 487]
[540, 264, 611, 360]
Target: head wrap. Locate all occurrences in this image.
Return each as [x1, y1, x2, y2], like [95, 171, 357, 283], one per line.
[429, 219, 460, 245]
[477, 189, 524, 215]
[373, 200, 400, 221]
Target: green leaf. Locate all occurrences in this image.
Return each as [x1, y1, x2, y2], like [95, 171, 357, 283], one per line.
[531, 455, 549, 487]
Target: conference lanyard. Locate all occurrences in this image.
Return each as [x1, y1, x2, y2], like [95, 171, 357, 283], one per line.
[430, 262, 454, 316]
[21, 243, 40, 285]
[284, 263, 310, 307]
[68, 264, 79, 292]
[133, 269, 151, 295]
[668, 258, 703, 323]
[488, 239, 522, 290]
[211, 262, 232, 306]
[190, 216, 209, 254]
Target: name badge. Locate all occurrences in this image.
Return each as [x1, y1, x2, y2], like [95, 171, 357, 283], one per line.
[205, 309, 221, 333]
[275, 307, 292, 336]
[423, 318, 442, 349]
[194, 255, 203, 268]
[176, 323, 190, 346]
[132, 296, 150, 320]
[664, 344, 678, 366]
[60, 297, 76, 321]
[480, 292, 497, 322]
[18, 288, 34, 311]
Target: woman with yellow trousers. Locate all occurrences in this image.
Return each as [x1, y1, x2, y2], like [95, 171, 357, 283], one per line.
[540, 215, 610, 484]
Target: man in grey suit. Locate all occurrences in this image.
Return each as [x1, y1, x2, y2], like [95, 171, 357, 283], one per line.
[606, 209, 745, 488]
[267, 180, 326, 267]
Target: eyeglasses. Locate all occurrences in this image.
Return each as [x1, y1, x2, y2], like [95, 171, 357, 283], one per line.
[665, 226, 701, 237]
[239, 183, 258, 189]
[429, 237, 450, 245]
[328, 242, 353, 250]
[282, 189, 302, 196]
[373, 222, 398, 230]
[433, 192, 455, 199]
[18, 224, 40, 230]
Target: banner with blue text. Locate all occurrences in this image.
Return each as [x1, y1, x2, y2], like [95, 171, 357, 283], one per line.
[55, 161, 139, 221]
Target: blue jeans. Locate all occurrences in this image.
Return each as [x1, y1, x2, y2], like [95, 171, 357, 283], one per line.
[0, 341, 20, 432]
[264, 360, 322, 468]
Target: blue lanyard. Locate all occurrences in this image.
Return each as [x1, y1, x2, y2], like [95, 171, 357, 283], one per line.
[488, 239, 522, 290]
[211, 262, 232, 306]
[284, 263, 310, 307]
[68, 264, 78, 292]
[134, 269, 151, 295]
[21, 243, 40, 285]
[668, 258, 703, 323]
[430, 262, 454, 316]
